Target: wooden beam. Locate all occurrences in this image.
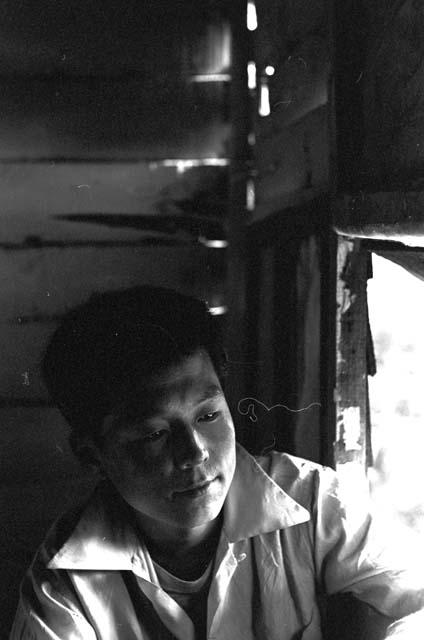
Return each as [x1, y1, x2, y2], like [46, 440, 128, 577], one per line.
[225, 0, 250, 412]
[334, 237, 369, 472]
[334, 191, 424, 247]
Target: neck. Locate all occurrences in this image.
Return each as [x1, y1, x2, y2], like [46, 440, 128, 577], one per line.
[134, 512, 223, 580]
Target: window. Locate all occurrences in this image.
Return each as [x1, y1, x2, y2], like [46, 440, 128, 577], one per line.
[367, 253, 424, 548]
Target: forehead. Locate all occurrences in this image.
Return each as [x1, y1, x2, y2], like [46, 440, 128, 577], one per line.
[149, 350, 220, 395]
[114, 350, 223, 420]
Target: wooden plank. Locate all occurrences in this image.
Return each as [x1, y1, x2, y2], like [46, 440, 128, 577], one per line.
[250, 0, 330, 222]
[0, 244, 221, 320]
[334, 191, 424, 247]
[0, 243, 226, 400]
[256, 0, 330, 64]
[0, 78, 230, 160]
[334, 237, 369, 472]
[360, 0, 424, 189]
[224, 0, 250, 411]
[0, 2, 231, 76]
[256, 32, 330, 128]
[336, 0, 424, 190]
[0, 163, 228, 243]
[254, 105, 330, 221]
[294, 235, 321, 462]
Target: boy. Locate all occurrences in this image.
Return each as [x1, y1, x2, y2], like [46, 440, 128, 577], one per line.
[11, 286, 424, 639]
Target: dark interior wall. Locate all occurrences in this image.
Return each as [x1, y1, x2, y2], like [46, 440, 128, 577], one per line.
[239, 202, 324, 463]
[235, 0, 332, 462]
[1, 0, 336, 633]
[0, 3, 232, 634]
[0, 242, 224, 636]
[0, 408, 93, 636]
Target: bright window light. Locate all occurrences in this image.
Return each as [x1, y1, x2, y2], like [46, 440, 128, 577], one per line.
[247, 61, 257, 90]
[247, 1, 258, 31]
[368, 254, 424, 551]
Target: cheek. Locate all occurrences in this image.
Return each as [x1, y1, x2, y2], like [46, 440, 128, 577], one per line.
[209, 420, 236, 462]
[101, 444, 171, 489]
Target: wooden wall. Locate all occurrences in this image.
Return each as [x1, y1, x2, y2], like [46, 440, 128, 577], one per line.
[253, 0, 331, 220]
[0, 2, 231, 633]
[236, 0, 332, 463]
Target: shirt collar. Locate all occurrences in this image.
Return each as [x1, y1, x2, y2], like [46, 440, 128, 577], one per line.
[223, 444, 310, 542]
[48, 444, 310, 570]
[48, 482, 138, 571]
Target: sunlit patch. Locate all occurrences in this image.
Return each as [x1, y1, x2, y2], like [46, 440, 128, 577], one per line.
[189, 73, 231, 83]
[149, 158, 230, 174]
[208, 305, 227, 316]
[199, 237, 228, 249]
[367, 254, 424, 548]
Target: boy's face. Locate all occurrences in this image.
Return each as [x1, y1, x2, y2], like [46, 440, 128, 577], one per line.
[94, 350, 236, 535]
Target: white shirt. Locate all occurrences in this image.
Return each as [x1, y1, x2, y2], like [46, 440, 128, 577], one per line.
[10, 444, 424, 639]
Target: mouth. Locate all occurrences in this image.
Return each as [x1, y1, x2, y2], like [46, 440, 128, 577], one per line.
[173, 478, 216, 499]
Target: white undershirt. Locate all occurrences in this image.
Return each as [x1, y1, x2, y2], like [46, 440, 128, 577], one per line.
[153, 560, 213, 640]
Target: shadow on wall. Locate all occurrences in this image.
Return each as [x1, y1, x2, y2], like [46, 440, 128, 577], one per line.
[0, 407, 95, 637]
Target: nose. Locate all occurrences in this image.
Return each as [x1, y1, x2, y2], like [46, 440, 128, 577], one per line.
[173, 425, 209, 470]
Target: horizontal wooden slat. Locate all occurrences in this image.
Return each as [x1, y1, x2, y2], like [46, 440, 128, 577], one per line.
[0, 78, 230, 160]
[0, 163, 228, 242]
[0, 1, 231, 75]
[0, 244, 219, 318]
[0, 243, 225, 399]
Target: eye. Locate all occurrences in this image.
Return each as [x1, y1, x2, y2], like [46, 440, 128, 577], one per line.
[198, 411, 220, 423]
[143, 430, 167, 443]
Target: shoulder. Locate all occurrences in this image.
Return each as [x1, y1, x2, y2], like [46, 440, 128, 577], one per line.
[15, 486, 106, 629]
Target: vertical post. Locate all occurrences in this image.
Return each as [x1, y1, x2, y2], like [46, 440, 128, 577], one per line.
[334, 236, 369, 475]
[225, 0, 250, 420]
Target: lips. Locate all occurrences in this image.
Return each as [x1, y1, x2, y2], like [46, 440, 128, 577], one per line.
[173, 478, 216, 498]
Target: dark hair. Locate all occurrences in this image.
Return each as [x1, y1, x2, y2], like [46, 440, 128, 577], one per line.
[42, 286, 227, 438]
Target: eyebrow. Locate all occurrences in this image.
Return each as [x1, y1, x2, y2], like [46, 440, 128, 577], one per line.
[196, 385, 223, 404]
[113, 384, 223, 426]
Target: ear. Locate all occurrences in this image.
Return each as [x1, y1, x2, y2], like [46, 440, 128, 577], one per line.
[69, 431, 104, 474]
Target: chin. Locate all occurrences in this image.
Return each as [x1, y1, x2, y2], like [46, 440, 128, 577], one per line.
[174, 501, 224, 529]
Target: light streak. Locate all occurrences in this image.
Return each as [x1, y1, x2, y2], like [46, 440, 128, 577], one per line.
[247, 61, 257, 90]
[189, 73, 231, 83]
[209, 305, 228, 316]
[259, 81, 270, 116]
[199, 238, 228, 249]
[247, 0, 258, 31]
